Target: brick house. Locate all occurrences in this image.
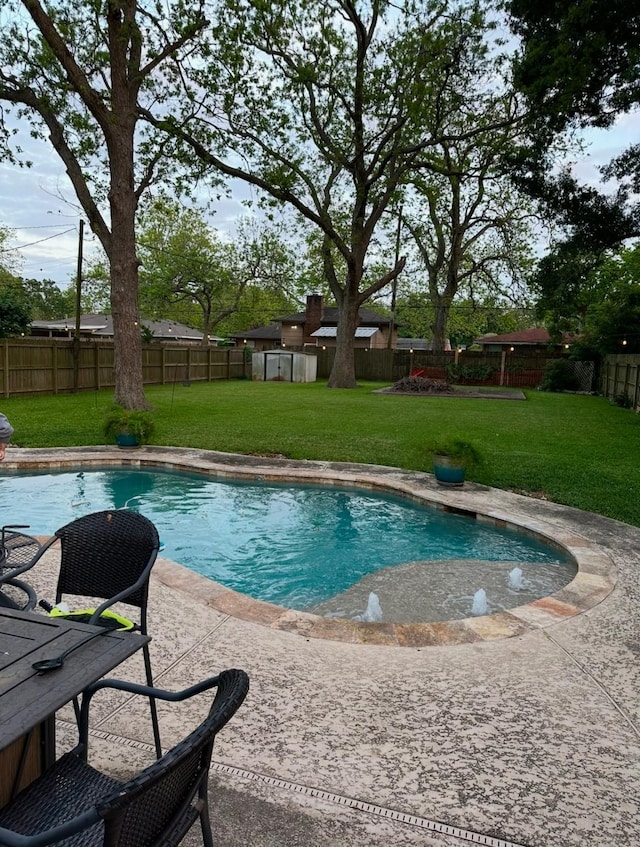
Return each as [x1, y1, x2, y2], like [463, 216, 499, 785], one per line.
[231, 294, 397, 350]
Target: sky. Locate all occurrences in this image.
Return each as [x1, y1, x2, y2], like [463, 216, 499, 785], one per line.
[1, 109, 638, 291]
[0, 131, 256, 293]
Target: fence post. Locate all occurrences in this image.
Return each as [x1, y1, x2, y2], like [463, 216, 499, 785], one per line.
[625, 363, 631, 399]
[52, 344, 58, 394]
[3, 340, 8, 398]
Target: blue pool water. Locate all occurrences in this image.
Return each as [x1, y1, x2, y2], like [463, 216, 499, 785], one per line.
[0, 467, 574, 610]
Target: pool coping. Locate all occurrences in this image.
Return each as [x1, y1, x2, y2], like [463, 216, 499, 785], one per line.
[3, 445, 616, 647]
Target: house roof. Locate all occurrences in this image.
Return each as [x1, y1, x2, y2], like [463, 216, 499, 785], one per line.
[474, 328, 573, 346]
[311, 326, 379, 338]
[230, 324, 282, 341]
[30, 315, 215, 341]
[278, 305, 392, 327]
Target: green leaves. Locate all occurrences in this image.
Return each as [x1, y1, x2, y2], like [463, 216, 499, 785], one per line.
[136, 198, 300, 337]
[0, 282, 31, 337]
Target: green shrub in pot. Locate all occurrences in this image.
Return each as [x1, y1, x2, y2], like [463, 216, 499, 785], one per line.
[103, 405, 155, 448]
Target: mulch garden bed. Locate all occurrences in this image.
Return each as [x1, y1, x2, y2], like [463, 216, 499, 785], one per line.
[374, 376, 526, 400]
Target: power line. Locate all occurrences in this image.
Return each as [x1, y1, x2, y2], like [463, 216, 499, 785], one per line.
[8, 224, 73, 231]
[12, 228, 76, 251]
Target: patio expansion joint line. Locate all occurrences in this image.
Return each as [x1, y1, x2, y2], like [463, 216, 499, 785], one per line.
[91, 617, 231, 730]
[543, 630, 640, 739]
[55, 719, 531, 847]
[210, 763, 533, 847]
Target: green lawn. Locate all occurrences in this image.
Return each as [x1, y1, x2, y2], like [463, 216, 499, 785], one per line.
[2, 380, 639, 527]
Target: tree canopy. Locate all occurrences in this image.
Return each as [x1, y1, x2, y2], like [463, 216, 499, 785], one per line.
[0, 225, 24, 283]
[0, 281, 31, 337]
[0, 0, 210, 408]
[137, 201, 300, 340]
[507, 0, 640, 338]
[508, 0, 640, 132]
[507, 0, 640, 246]
[558, 245, 640, 356]
[400, 48, 534, 351]
[141, 0, 517, 385]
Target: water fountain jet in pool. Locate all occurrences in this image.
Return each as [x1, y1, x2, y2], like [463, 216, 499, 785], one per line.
[471, 588, 489, 616]
[508, 567, 524, 591]
[354, 592, 383, 622]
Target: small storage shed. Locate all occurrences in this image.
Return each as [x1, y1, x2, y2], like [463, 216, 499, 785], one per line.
[252, 350, 317, 382]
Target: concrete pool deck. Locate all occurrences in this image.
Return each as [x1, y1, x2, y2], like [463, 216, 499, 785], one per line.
[3, 446, 639, 846]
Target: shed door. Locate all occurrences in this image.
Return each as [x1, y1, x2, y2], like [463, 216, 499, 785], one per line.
[265, 353, 293, 381]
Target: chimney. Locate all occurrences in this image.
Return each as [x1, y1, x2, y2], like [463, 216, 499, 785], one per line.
[304, 294, 323, 340]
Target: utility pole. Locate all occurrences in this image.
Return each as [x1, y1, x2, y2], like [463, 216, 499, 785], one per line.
[72, 220, 84, 392]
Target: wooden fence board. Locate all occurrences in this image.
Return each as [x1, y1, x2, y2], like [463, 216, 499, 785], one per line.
[599, 354, 640, 408]
[0, 339, 251, 398]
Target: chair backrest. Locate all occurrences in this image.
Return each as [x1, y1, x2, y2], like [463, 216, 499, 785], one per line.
[54, 509, 160, 610]
[97, 668, 250, 847]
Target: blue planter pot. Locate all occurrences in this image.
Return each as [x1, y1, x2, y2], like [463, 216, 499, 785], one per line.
[433, 455, 466, 486]
[115, 433, 140, 449]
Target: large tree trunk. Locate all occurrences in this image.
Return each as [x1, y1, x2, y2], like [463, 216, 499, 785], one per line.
[108, 133, 149, 410]
[431, 296, 452, 353]
[327, 295, 360, 388]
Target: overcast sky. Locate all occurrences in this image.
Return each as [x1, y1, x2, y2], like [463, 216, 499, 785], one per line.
[1, 109, 638, 291]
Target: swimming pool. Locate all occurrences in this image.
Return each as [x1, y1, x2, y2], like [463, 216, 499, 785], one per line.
[0, 466, 575, 619]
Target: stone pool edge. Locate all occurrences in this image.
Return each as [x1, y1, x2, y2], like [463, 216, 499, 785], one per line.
[4, 445, 616, 648]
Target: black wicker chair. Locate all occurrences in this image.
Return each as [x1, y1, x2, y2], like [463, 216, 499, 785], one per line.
[20, 509, 163, 757]
[0, 668, 250, 847]
[0, 525, 40, 610]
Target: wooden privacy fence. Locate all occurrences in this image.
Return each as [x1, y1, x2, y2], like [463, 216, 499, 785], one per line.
[2, 337, 611, 397]
[313, 347, 571, 388]
[0, 338, 250, 397]
[599, 354, 640, 407]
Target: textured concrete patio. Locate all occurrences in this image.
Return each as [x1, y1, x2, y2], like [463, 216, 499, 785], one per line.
[4, 447, 639, 847]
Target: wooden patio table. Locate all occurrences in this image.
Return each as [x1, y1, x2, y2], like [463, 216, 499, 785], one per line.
[0, 606, 150, 807]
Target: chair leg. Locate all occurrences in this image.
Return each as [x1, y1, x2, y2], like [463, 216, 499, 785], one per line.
[199, 794, 214, 847]
[72, 695, 81, 727]
[142, 643, 162, 759]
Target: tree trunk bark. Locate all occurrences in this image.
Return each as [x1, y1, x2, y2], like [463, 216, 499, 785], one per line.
[432, 297, 452, 353]
[327, 295, 359, 388]
[108, 133, 149, 410]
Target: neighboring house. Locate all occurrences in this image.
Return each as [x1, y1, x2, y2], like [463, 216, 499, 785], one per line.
[230, 323, 282, 352]
[395, 337, 452, 352]
[230, 294, 398, 351]
[474, 328, 574, 353]
[29, 315, 221, 344]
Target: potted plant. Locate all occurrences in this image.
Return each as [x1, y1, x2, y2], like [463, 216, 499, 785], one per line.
[429, 439, 481, 486]
[103, 405, 155, 449]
